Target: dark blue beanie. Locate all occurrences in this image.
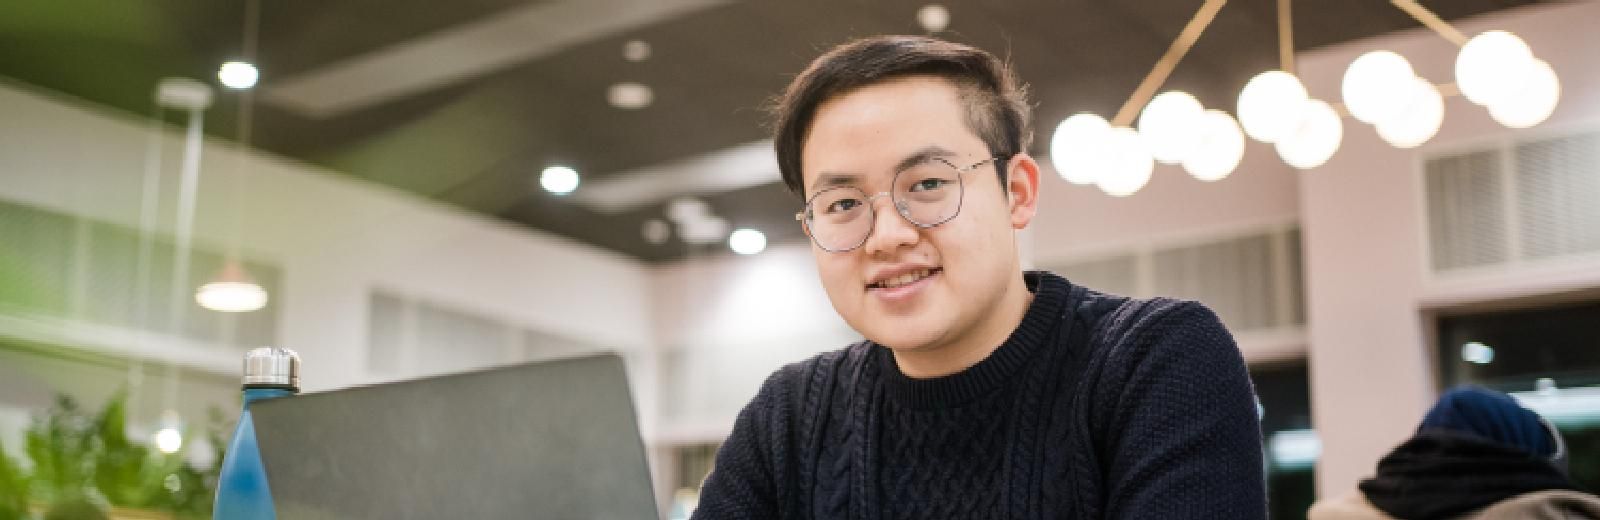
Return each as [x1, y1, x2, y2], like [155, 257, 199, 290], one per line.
[1419, 386, 1555, 458]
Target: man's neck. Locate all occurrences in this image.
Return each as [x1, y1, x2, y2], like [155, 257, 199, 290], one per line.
[892, 273, 1034, 379]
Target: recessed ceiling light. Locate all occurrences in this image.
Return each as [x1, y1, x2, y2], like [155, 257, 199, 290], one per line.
[218, 61, 259, 90]
[729, 228, 766, 255]
[540, 166, 580, 195]
[917, 4, 950, 33]
[608, 82, 653, 110]
[642, 219, 671, 245]
[678, 215, 728, 245]
[623, 40, 652, 62]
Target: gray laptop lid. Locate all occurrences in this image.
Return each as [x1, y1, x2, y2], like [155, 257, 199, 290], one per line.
[251, 353, 659, 519]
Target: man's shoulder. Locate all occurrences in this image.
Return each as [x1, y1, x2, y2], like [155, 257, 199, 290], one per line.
[1062, 282, 1230, 366]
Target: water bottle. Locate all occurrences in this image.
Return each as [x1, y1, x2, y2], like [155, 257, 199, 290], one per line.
[213, 347, 300, 520]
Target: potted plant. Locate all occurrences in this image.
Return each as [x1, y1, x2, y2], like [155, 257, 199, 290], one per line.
[4, 392, 223, 520]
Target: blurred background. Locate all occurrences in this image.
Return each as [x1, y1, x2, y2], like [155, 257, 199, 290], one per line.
[0, 0, 1597, 518]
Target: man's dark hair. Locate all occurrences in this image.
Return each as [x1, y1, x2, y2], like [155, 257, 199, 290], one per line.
[769, 35, 1033, 199]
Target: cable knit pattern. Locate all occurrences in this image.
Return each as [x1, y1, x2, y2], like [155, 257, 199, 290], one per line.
[693, 271, 1266, 520]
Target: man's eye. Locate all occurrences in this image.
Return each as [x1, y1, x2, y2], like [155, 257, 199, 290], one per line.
[827, 199, 862, 213]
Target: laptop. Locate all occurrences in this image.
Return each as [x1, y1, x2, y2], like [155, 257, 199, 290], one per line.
[251, 353, 660, 519]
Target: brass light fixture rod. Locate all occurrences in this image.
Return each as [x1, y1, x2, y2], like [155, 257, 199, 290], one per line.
[1389, 0, 1469, 45]
[1111, 0, 1229, 127]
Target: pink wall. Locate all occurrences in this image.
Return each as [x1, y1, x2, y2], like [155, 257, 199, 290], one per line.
[1294, 0, 1600, 498]
[1031, 139, 1299, 262]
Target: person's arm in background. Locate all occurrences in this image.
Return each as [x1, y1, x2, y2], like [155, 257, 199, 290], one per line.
[690, 367, 797, 519]
[1100, 303, 1268, 519]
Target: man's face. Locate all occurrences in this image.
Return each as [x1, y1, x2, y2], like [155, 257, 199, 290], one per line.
[800, 75, 1037, 352]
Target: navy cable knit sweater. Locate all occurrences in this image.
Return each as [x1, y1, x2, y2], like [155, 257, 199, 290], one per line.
[692, 271, 1266, 519]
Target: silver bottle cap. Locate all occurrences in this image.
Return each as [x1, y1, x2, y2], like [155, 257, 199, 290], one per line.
[242, 347, 300, 390]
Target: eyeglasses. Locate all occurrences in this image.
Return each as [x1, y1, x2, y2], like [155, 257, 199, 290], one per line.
[795, 156, 1004, 253]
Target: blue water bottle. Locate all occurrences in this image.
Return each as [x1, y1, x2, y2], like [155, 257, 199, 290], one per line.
[214, 347, 300, 520]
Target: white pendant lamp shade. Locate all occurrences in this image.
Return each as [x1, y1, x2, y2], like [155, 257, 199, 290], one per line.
[1342, 50, 1417, 125]
[1095, 127, 1154, 197]
[1275, 99, 1343, 170]
[1183, 110, 1246, 182]
[1137, 90, 1206, 165]
[1237, 70, 1309, 143]
[1487, 59, 1560, 129]
[196, 261, 268, 313]
[1375, 77, 1445, 149]
[1456, 30, 1535, 106]
[1049, 113, 1113, 185]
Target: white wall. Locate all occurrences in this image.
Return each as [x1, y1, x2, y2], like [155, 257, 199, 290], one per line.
[0, 80, 655, 401]
[650, 242, 856, 441]
[1293, 0, 1600, 498]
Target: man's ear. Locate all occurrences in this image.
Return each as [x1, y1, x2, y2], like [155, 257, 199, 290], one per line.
[1005, 154, 1041, 230]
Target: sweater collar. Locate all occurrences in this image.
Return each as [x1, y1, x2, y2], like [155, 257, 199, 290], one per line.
[877, 271, 1072, 410]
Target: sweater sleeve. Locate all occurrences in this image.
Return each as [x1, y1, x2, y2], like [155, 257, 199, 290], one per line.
[690, 365, 796, 519]
[1099, 302, 1267, 519]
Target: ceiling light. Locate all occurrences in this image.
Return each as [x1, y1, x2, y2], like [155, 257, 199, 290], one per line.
[218, 61, 259, 90]
[678, 215, 728, 245]
[917, 4, 950, 33]
[1049, 113, 1112, 185]
[1183, 110, 1245, 182]
[1095, 127, 1153, 197]
[623, 40, 652, 62]
[1488, 59, 1559, 129]
[540, 166, 580, 195]
[1237, 70, 1309, 143]
[196, 261, 268, 313]
[154, 427, 183, 454]
[608, 82, 653, 110]
[1456, 30, 1535, 106]
[1342, 51, 1416, 124]
[1137, 90, 1205, 165]
[156, 78, 214, 111]
[665, 197, 709, 223]
[642, 219, 671, 245]
[1375, 77, 1444, 149]
[1275, 99, 1342, 170]
[729, 228, 766, 255]
[1461, 341, 1495, 365]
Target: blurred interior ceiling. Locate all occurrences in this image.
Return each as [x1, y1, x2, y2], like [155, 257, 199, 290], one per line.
[0, 0, 1543, 262]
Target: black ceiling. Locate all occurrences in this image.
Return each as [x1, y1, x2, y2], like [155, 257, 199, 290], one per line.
[0, 0, 1540, 262]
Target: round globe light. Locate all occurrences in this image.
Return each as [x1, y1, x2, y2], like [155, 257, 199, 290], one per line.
[1183, 110, 1245, 182]
[1342, 50, 1417, 124]
[1049, 113, 1113, 185]
[1375, 77, 1445, 149]
[1237, 70, 1309, 143]
[1275, 99, 1343, 170]
[1096, 127, 1154, 197]
[1138, 90, 1206, 165]
[1456, 30, 1535, 106]
[1488, 59, 1560, 129]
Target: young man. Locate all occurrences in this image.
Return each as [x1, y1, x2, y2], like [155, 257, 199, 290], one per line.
[693, 35, 1265, 519]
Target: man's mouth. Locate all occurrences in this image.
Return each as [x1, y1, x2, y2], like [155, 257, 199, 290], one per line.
[867, 267, 943, 289]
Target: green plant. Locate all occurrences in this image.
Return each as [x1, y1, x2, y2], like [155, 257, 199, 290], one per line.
[17, 392, 227, 519]
[24, 395, 98, 509]
[0, 436, 29, 520]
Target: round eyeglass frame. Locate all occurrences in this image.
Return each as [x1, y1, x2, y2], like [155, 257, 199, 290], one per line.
[794, 155, 1006, 253]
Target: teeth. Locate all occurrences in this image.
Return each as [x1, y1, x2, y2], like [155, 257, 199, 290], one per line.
[877, 269, 934, 289]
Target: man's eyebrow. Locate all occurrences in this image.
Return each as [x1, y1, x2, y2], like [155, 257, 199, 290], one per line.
[892, 145, 958, 173]
[807, 145, 958, 196]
